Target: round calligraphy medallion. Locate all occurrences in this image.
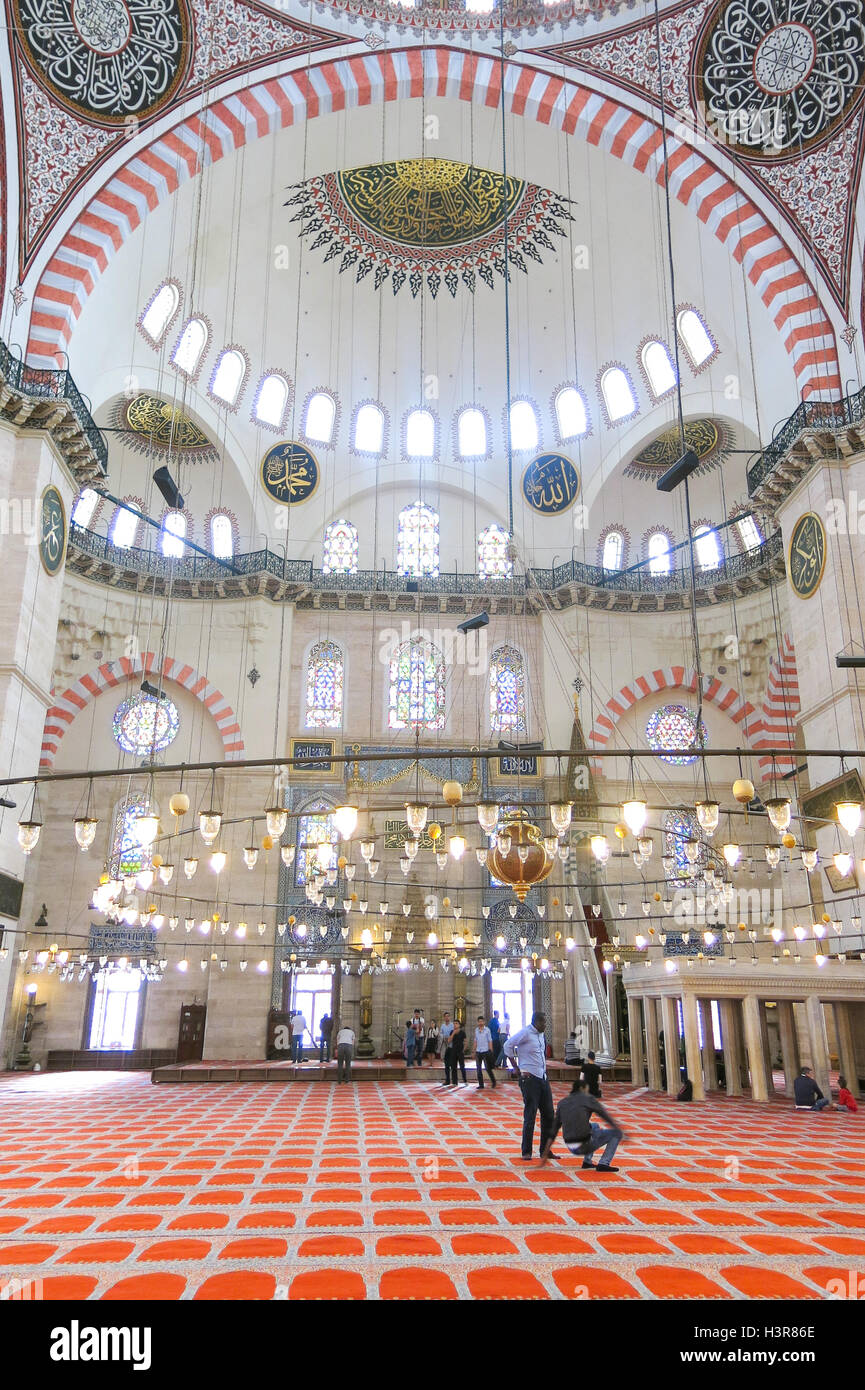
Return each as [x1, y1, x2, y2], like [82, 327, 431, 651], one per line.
[39, 484, 67, 577]
[72, 0, 131, 54]
[521, 453, 580, 515]
[753, 22, 817, 94]
[788, 511, 826, 599]
[260, 441, 319, 507]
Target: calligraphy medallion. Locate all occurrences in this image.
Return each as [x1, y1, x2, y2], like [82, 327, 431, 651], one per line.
[39, 484, 67, 577]
[522, 454, 580, 515]
[788, 511, 826, 599]
[625, 418, 729, 483]
[261, 441, 319, 506]
[696, 0, 864, 158]
[14, 0, 190, 125]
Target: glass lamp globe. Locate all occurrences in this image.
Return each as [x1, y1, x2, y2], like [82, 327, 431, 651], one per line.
[405, 803, 429, 835]
[764, 844, 781, 868]
[836, 801, 862, 837]
[183, 857, 198, 879]
[280, 845, 296, 867]
[622, 799, 648, 836]
[134, 813, 159, 848]
[801, 848, 818, 871]
[449, 834, 466, 861]
[477, 802, 499, 835]
[765, 797, 792, 833]
[833, 851, 853, 877]
[333, 805, 359, 840]
[265, 806, 288, 838]
[243, 846, 259, 870]
[721, 842, 741, 868]
[590, 835, 610, 863]
[404, 838, 419, 861]
[158, 863, 174, 885]
[74, 816, 98, 850]
[695, 801, 720, 834]
[198, 811, 222, 845]
[550, 802, 572, 835]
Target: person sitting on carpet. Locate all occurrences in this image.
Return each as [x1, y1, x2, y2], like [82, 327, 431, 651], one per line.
[676, 1074, 693, 1102]
[837, 1076, 859, 1112]
[564, 1032, 583, 1067]
[539, 1078, 625, 1173]
[794, 1066, 831, 1111]
[581, 1051, 602, 1097]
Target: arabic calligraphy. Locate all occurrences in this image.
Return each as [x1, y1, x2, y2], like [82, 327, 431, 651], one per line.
[261, 442, 319, 506]
[788, 511, 826, 599]
[626, 418, 727, 483]
[337, 160, 526, 248]
[522, 454, 580, 515]
[40, 485, 66, 577]
[124, 395, 211, 452]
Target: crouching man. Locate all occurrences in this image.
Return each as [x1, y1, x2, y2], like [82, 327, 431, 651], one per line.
[539, 1078, 625, 1173]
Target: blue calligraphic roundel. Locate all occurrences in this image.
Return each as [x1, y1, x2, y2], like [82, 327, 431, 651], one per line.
[260, 442, 319, 506]
[522, 453, 580, 515]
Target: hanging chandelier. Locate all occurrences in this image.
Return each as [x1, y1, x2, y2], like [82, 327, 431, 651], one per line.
[485, 809, 556, 901]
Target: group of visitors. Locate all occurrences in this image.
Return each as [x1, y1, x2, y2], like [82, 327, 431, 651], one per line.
[285, 1011, 355, 1081]
[794, 1067, 859, 1112]
[428, 1010, 516, 1088]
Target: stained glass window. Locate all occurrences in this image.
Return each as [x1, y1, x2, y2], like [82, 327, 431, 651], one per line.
[664, 810, 704, 884]
[646, 704, 707, 766]
[477, 524, 512, 578]
[490, 645, 527, 734]
[322, 520, 358, 576]
[305, 640, 344, 728]
[388, 638, 445, 731]
[296, 812, 338, 886]
[113, 694, 180, 757]
[397, 502, 439, 578]
[110, 797, 154, 880]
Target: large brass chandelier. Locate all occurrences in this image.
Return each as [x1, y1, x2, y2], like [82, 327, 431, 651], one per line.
[485, 808, 557, 901]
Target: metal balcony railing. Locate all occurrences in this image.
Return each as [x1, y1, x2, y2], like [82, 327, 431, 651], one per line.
[0, 338, 108, 475]
[747, 384, 865, 497]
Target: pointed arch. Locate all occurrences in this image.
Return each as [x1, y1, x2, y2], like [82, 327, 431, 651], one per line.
[40, 653, 245, 768]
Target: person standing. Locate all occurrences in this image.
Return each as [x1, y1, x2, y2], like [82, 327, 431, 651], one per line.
[474, 1016, 497, 1090]
[404, 1017, 416, 1069]
[336, 1022, 355, 1083]
[539, 1078, 625, 1173]
[291, 1008, 309, 1063]
[450, 1017, 468, 1086]
[424, 1019, 439, 1064]
[498, 1013, 512, 1072]
[319, 1012, 334, 1063]
[488, 1010, 501, 1065]
[410, 1009, 425, 1068]
[503, 1011, 558, 1160]
[439, 1012, 455, 1086]
[581, 1051, 602, 1097]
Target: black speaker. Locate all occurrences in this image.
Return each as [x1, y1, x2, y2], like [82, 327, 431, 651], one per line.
[153, 466, 184, 510]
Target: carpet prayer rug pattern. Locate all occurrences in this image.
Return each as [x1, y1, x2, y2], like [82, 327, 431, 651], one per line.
[0, 1073, 862, 1300]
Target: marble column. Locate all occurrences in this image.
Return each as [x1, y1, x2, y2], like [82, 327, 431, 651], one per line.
[661, 993, 680, 1095]
[645, 996, 662, 1092]
[777, 1000, 800, 1098]
[805, 995, 831, 1098]
[719, 999, 743, 1096]
[627, 995, 644, 1085]
[834, 1002, 861, 1098]
[681, 992, 705, 1101]
[759, 1001, 776, 1096]
[742, 995, 769, 1102]
[699, 999, 718, 1090]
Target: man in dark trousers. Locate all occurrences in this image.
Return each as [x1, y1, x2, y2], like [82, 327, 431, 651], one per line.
[488, 1010, 502, 1065]
[581, 1051, 602, 1097]
[319, 1012, 334, 1063]
[450, 1017, 468, 1086]
[540, 1078, 625, 1173]
[794, 1066, 831, 1111]
[503, 1011, 559, 1161]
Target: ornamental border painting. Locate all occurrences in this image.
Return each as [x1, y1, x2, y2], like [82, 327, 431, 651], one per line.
[285, 158, 574, 299]
[13, 0, 193, 127]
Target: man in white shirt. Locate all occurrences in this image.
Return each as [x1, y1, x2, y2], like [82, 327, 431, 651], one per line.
[474, 1016, 497, 1090]
[438, 1012, 455, 1086]
[291, 1011, 309, 1064]
[336, 1022, 356, 1083]
[503, 1011, 558, 1160]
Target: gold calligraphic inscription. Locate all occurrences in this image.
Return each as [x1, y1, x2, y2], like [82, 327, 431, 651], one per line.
[124, 395, 211, 452]
[260, 441, 319, 506]
[788, 510, 826, 599]
[626, 418, 726, 481]
[39, 484, 66, 576]
[337, 159, 526, 248]
[522, 453, 580, 515]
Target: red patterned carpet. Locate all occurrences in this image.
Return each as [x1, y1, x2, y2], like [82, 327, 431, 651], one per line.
[0, 1072, 862, 1300]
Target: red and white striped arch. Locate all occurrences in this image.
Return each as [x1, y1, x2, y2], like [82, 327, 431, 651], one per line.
[40, 652, 245, 769]
[752, 634, 800, 778]
[26, 47, 839, 400]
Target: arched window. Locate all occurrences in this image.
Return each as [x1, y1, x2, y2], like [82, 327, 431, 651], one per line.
[457, 407, 487, 458]
[171, 317, 208, 378]
[397, 502, 439, 578]
[322, 519, 358, 575]
[602, 530, 624, 571]
[304, 391, 336, 445]
[600, 366, 638, 423]
[71, 487, 98, 529]
[405, 408, 436, 459]
[253, 373, 290, 429]
[677, 309, 716, 368]
[110, 795, 154, 880]
[296, 811, 338, 886]
[209, 349, 247, 406]
[160, 511, 186, 558]
[554, 386, 589, 440]
[641, 340, 677, 399]
[509, 400, 539, 452]
[477, 523, 512, 579]
[388, 637, 445, 731]
[354, 403, 385, 454]
[110, 502, 139, 549]
[489, 644, 527, 734]
[140, 283, 179, 344]
[305, 640, 344, 729]
[736, 513, 762, 551]
[210, 513, 234, 559]
[693, 524, 721, 571]
[647, 530, 672, 575]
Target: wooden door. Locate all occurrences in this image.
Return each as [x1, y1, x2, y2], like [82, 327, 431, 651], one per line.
[177, 1004, 206, 1063]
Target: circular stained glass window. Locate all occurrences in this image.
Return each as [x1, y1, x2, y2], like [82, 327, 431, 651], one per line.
[113, 694, 180, 757]
[646, 704, 707, 766]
